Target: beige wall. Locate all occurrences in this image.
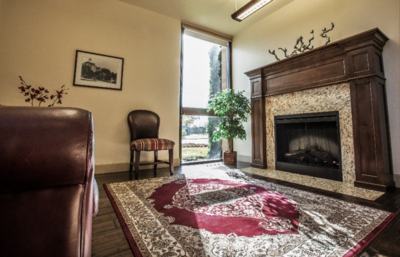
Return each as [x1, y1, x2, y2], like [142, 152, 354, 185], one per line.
[232, 0, 400, 184]
[0, 0, 181, 173]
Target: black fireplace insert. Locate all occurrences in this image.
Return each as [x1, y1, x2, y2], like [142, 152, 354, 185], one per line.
[275, 111, 342, 181]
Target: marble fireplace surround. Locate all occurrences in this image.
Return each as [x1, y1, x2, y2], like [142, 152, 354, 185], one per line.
[265, 84, 355, 184]
[244, 84, 387, 200]
[245, 28, 395, 192]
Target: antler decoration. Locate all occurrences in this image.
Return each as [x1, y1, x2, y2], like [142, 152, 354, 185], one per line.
[293, 36, 304, 53]
[294, 31, 314, 53]
[320, 22, 335, 45]
[278, 48, 288, 58]
[305, 30, 314, 51]
[268, 30, 315, 61]
[268, 49, 280, 61]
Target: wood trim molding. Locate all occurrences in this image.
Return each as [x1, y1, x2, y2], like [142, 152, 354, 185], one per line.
[245, 28, 394, 191]
[246, 28, 388, 98]
[250, 97, 266, 168]
[181, 107, 214, 116]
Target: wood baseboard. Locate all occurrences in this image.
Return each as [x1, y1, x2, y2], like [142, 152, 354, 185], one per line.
[95, 158, 181, 174]
[354, 180, 396, 192]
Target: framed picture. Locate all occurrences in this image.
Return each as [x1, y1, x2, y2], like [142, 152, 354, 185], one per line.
[73, 50, 124, 90]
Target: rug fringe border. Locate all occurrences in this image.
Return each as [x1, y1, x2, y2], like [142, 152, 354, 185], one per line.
[343, 212, 397, 257]
[103, 183, 142, 257]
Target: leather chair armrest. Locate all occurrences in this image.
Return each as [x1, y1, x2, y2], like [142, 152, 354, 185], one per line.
[92, 178, 99, 218]
[0, 107, 93, 192]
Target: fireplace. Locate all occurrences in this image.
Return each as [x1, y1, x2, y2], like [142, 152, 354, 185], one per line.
[275, 112, 342, 181]
[246, 28, 395, 191]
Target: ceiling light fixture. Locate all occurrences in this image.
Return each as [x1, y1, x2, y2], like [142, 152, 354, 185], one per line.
[231, 0, 273, 22]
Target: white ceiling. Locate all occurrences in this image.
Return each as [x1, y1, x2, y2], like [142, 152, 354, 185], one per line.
[119, 0, 294, 36]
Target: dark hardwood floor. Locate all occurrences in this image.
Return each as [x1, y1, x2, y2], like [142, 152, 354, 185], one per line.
[91, 162, 400, 257]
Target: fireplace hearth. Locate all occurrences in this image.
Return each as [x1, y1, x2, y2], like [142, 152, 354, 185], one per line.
[275, 112, 342, 181]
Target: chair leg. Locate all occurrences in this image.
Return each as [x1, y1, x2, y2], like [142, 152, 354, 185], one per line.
[154, 150, 158, 177]
[168, 149, 174, 176]
[134, 150, 141, 180]
[129, 151, 134, 172]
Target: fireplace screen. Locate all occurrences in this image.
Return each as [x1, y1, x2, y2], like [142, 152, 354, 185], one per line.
[275, 112, 342, 181]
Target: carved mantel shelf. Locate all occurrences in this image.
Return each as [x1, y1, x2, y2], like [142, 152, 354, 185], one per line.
[245, 28, 394, 191]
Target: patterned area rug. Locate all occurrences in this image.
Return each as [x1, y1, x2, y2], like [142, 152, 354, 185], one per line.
[104, 167, 395, 257]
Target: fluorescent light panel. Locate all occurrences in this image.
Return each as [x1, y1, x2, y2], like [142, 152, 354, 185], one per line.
[231, 0, 273, 22]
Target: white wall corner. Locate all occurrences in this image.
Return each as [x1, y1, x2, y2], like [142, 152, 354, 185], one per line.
[237, 154, 252, 163]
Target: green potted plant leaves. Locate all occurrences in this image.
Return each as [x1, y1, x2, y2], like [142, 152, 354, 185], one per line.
[207, 89, 251, 165]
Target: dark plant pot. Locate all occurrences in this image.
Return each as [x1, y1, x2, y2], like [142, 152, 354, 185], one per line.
[224, 151, 237, 165]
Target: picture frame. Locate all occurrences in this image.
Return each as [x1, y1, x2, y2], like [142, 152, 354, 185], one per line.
[73, 50, 124, 90]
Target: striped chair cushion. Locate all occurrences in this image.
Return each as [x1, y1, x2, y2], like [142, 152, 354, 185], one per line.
[130, 138, 175, 151]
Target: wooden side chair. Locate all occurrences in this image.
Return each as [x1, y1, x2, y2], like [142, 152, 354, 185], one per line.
[127, 110, 175, 180]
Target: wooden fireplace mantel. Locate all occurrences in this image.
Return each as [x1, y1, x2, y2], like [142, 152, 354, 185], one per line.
[245, 28, 395, 191]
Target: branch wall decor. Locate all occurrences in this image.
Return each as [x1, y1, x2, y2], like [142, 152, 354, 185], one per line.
[268, 22, 335, 61]
[268, 49, 280, 61]
[320, 22, 335, 45]
[278, 48, 288, 58]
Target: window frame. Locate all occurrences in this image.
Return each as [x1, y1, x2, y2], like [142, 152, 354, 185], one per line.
[179, 24, 232, 164]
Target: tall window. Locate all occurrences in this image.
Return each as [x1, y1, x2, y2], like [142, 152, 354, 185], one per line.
[180, 24, 231, 164]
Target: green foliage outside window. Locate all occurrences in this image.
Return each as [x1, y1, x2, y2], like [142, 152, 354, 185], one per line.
[207, 45, 222, 158]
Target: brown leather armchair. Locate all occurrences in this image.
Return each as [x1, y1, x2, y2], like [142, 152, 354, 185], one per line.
[0, 107, 98, 257]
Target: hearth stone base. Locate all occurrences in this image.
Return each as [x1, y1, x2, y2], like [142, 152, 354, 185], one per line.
[242, 167, 384, 201]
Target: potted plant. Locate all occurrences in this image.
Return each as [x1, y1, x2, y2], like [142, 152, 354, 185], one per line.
[207, 89, 251, 165]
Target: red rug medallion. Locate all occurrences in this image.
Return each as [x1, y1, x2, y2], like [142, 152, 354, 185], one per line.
[104, 168, 396, 256]
[152, 178, 300, 237]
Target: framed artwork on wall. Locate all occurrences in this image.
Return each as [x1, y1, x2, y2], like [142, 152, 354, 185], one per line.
[73, 50, 124, 90]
